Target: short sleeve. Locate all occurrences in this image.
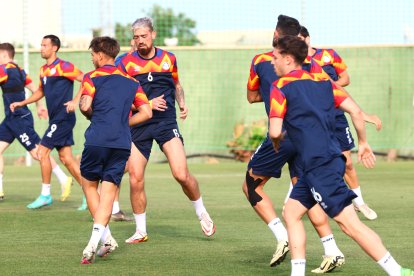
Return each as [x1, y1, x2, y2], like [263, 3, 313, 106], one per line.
[24, 71, 33, 85]
[133, 84, 149, 108]
[171, 55, 179, 84]
[80, 74, 96, 98]
[0, 66, 8, 84]
[269, 83, 287, 119]
[331, 50, 347, 75]
[310, 60, 330, 80]
[61, 61, 83, 81]
[247, 58, 260, 91]
[331, 81, 348, 108]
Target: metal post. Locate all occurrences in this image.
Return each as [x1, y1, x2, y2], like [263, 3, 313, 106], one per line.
[22, 0, 32, 167]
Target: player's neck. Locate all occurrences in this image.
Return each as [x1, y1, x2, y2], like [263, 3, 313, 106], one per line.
[46, 55, 58, 66]
[309, 47, 316, 56]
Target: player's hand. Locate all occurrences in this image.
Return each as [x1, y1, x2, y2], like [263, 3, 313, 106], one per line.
[271, 131, 285, 152]
[64, 100, 78, 113]
[179, 105, 188, 120]
[151, 94, 167, 111]
[37, 105, 48, 119]
[10, 102, 24, 113]
[364, 114, 382, 131]
[357, 142, 376, 169]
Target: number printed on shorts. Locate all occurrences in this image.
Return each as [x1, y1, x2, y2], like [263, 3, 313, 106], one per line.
[19, 133, 32, 146]
[147, 72, 153, 82]
[173, 129, 180, 138]
[46, 124, 57, 138]
[311, 187, 322, 202]
[345, 127, 352, 144]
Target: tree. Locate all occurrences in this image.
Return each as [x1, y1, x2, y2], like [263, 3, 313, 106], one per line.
[148, 4, 200, 46]
[114, 5, 200, 47]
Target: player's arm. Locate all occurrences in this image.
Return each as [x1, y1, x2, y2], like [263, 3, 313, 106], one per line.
[65, 86, 83, 113]
[129, 86, 152, 126]
[332, 50, 350, 87]
[129, 104, 152, 126]
[25, 81, 48, 119]
[247, 57, 262, 104]
[175, 80, 188, 120]
[247, 89, 263, 103]
[268, 84, 286, 151]
[338, 98, 375, 168]
[268, 117, 285, 152]
[335, 71, 350, 87]
[79, 95, 93, 120]
[330, 81, 381, 130]
[333, 84, 375, 168]
[10, 88, 44, 113]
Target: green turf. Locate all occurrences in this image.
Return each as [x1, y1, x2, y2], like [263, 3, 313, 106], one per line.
[0, 160, 413, 275]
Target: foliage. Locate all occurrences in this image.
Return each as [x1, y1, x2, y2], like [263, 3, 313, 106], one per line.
[226, 119, 267, 161]
[114, 5, 200, 47]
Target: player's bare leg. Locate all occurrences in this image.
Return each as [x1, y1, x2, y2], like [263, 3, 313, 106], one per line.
[28, 144, 73, 202]
[0, 141, 10, 200]
[27, 145, 53, 209]
[163, 137, 215, 237]
[242, 169, 288, 266]
[126, 143, 149, 243]
[81, 178, 118, 264]
[111, 186, 132, 221]
[343, 150, 377, 220]
[58, 146, 81, 184]
[307, 204, 345, 273]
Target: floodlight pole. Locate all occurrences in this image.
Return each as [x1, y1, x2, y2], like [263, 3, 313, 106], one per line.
[22, 0, 32, 167]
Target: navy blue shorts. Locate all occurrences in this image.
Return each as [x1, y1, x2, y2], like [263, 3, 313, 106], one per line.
[290, 156, 357, 218]
[40, 120, 75, 150]
[0, 114, 40, 151]
[335, 114, 355, 152]
[80, 145, 130, 186]
[131, 120, 184, 160]
[247, 135, 300, 178]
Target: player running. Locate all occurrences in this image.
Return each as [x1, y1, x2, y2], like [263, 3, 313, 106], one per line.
[299, 25, 378, 220]
[10, 35, 84, 209]
[79, 36, 151, 264]
[118, 17, 215, 243]
[244, 15, 345, 272]
[0, 42, 72, 203]
[269, 34, 413, 276]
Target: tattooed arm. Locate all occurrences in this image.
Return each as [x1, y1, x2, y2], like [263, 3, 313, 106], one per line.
[175, 80, 188, 120]
[79, 95, 93, 120]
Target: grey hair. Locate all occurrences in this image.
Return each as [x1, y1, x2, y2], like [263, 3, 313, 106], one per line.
[131, 17, 154, 31]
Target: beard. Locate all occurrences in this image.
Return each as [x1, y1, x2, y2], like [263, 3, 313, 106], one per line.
[137, 44, 153, 56]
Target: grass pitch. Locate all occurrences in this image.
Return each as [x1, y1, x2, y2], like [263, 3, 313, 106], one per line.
[0, 160, 413, 275]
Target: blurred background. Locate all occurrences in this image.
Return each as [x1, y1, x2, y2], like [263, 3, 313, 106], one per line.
[1, 0, 414, 162]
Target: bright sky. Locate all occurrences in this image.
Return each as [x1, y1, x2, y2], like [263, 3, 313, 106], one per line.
[62, 0, 414, 45]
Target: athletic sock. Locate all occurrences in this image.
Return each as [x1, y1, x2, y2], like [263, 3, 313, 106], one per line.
[352, 187, 365, 206]
[377, 251, 401, 276]
[291, 259, 306, 276]
[41, 183, 51, 196]
[268, 217, 288, 242]
[112, 201, 120, 214]
[52, 165, 68, 186]
[191, 196, 207, 220]
[100, 225, 112, 243]
[88, 224, 105, 249]
[321, 234, 342, 256]
[134, 212, 147, 233]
